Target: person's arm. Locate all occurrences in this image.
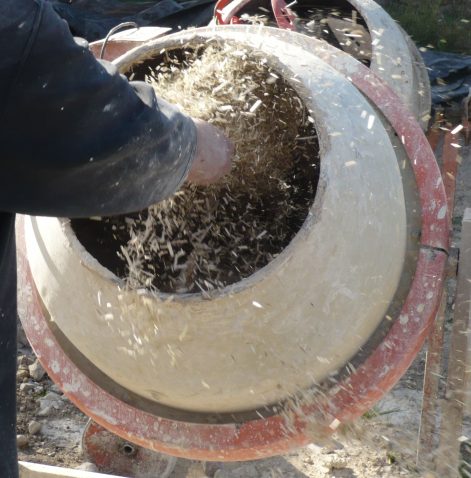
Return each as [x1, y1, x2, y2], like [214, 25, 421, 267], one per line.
[0, 0, 225, 218]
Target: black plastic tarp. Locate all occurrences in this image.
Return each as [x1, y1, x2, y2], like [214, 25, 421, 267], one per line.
[48, 1, 471, 105]
[421, 50, 471, 105]
[47, 0, 216, 41]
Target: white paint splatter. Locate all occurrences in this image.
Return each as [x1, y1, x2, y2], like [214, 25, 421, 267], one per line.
[437, 205, 447, 220]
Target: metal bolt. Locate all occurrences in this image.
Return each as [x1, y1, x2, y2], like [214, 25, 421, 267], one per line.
[121, 442, 137, 457]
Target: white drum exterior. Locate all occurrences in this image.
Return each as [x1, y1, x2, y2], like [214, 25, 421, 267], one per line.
[25, 29, 407, 414]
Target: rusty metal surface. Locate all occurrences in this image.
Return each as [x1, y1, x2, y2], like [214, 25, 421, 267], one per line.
[417, 126, 460, 469]
[436, 210, 471, 477]
[417, 290, 448, 467]
[82, 420, 176, 478]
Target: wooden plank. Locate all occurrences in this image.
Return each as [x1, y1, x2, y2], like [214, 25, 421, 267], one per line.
[417, 290, 447, 467]
[436, 209, 471, 477]
[19, 462, 126, 478]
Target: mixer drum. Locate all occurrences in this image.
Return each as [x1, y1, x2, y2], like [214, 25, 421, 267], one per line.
[18, 26, 447, 460]
[213, 0, 432, 129]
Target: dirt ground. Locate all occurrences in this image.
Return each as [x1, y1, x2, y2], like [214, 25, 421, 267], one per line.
[16, 137, 471, 477]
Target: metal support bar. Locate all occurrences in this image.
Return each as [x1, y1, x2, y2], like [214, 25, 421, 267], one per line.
[463, 91, 471, 145]
[436, 209, 471, 476]
[417, 126, 460, 469]
[417, 291, 448, 466]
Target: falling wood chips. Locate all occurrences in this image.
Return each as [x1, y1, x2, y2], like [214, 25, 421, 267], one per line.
[118, 43, 319, 294]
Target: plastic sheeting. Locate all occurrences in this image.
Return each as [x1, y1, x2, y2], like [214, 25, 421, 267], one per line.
[421, 50, 471, 105]
[47, 0, 216, 41]
[48, 1, 471, 106]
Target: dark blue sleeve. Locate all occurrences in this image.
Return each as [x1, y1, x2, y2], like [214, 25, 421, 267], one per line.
[0, 0, 196, 217]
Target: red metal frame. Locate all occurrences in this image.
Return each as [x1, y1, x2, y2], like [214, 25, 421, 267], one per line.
[17, 40, 449, 460]
[271, 0, 297, 31]
[417, 124, 460, 466]
[214, 0, 297, 31]
[214, 0, 248, 25]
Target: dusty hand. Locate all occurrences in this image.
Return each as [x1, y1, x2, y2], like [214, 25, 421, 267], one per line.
[186, 118, 234, 186]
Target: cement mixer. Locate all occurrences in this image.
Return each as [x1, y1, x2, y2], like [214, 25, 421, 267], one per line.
[17, 15, 447, 473]
[212, 0, 432, 130]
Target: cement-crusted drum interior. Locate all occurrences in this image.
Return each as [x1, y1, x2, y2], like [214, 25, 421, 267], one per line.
[24, 29, 410, 419]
